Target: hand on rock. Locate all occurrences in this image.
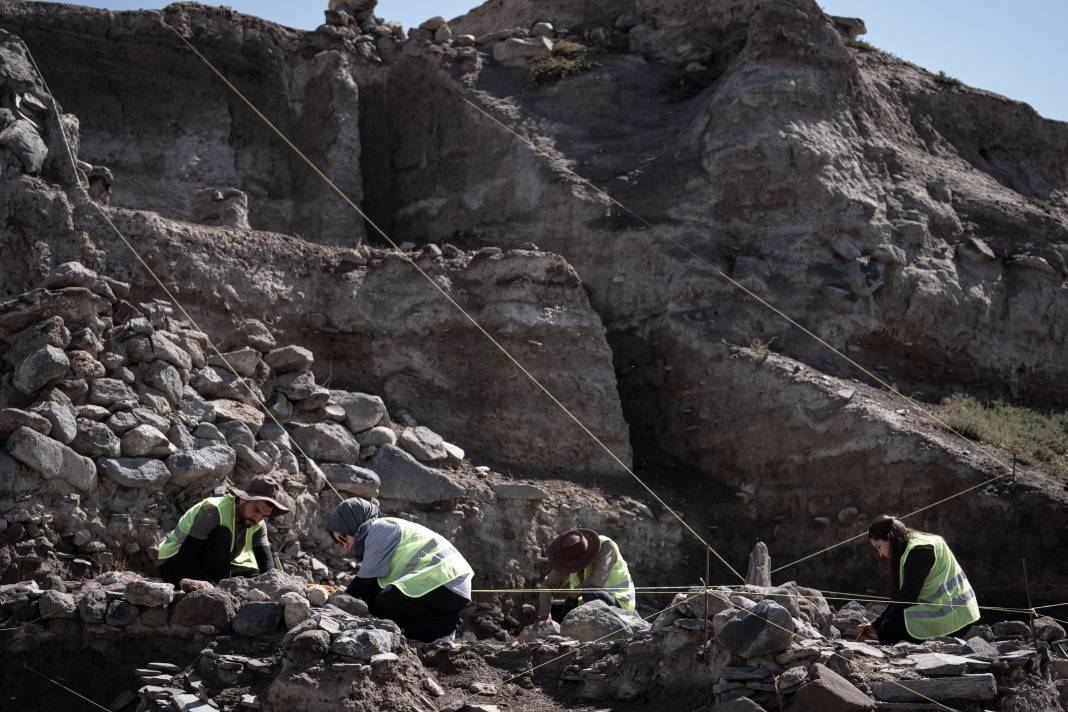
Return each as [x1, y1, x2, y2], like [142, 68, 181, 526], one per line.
[855, 623, 876, 641]
[518, 618, 561, 643]
[180, 578, 214, 593]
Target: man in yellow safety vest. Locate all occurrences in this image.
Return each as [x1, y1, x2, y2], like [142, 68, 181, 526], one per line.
[326, 497, 474, 644]
[537, 528, 636, 623]
[157, 475, 290, 592]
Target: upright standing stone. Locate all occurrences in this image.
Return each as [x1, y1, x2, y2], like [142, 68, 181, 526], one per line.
[746, 541, 772, 587]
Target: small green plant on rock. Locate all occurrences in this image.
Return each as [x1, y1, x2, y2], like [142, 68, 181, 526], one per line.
[1029, 196, 1054, 213]
[934, 70, 962, 87]
[938, 394, 1068, 477]
[845, 38, 877, 52]
[529, 41, 593, 88]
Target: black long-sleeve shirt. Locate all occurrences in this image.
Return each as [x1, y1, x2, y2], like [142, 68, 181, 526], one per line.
[873, 545, 934, 630]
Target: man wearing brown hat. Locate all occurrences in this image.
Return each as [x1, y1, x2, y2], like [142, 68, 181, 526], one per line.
[537, 528, 636, 622]
[156, 475, 290, 592]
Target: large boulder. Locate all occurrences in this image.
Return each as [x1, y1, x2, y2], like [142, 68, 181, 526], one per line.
[320, 463, 380, 497]
[124, 580, 176, 607]
[233, 602, 284, 637]
[560, 600, 650, 642]
[166, 444, 237, 486]
[398, 426, 447, 462]
[719, 600, 796, 658]
[171, 589, 238, 628]
[371, 444, 465, 503]
[6, 426, 97, 491]
[330, 391, 387, 433]
[289, 422, 360, 464]
[787, 663, 874, 712]
[71, 418, 122, 457]
[266, 345, 314, 373]
[13, 345, 69, 395]
[121, 424, 175, 458]
[99, 457, 173, 488]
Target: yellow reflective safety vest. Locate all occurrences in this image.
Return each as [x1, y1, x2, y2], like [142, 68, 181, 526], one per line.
[900, 532, 979, 639]
[567, 536, 636, 611]
[378, 518, 473, 599]
[157, 495, 261, 571]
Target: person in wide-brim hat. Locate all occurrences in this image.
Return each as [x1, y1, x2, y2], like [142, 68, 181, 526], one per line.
[157, 474, 290, 592]
[533, 528, 637, 626]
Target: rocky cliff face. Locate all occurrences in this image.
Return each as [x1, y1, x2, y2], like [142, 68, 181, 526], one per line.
[0, 0, 1066, 609]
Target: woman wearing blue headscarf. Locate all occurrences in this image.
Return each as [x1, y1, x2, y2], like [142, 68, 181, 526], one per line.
[326, 497, 473, 644]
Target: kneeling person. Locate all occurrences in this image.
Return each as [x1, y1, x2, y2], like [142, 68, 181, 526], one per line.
[157, 475, 289, 591]
[538, 528, 635, 623]
[327, 498, 473, 644]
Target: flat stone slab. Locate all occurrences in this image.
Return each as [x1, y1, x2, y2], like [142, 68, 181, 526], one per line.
[840, 640, 886, 659]
[871, 673, 997, 702]
[909, 652, 990, 677]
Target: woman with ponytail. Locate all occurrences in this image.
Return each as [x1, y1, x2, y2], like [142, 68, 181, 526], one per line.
[856, 515, 980, 644]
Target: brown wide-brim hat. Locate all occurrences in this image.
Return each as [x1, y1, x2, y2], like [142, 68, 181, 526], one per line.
[231, 474, 291, 515]
[548, 528, 600, 573]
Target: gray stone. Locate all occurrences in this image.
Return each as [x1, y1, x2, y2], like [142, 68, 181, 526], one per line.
[493, 36, 552, 63]
[13, 345, 69, 395]
[0, 408, 52, 438]
[212, 399, 265, 433]
[171, 589, 238, 627]
[275, 371, 318, 401]
[38, 590, 77, 618]
[78, 590, 108, 622]
[910, 652, 989, 676]
[68, 350, 106, 378]
[207, 347, 262, 378]
[714, 698, 767, 712]
[331, 627, 394, 660]
[218, 419, 255, 448]
[559, 600, 650, 642]
[105, 599, 140, 627]
[398, 425, 448, 461]
[89, 378, 137, 407]
[321, 463, 380, 496]
[281, 591, 313, 628]
[233, 602, 284, 636]
[265, 345, 314, 373]
[1034, 616, 1066, 643]
[143, 361, 184, 405]
[235, 444, 271, 473]
[327, 593, 369, 616]
[962, 635, 998, 659]
[99, 457, 172, 488]
[28, 401, 77, 444]
[787, 663, 873, 712]
[871, 673, 997, 702]
[331, 391, 388, 433]
[356, 425, 396, 447]
[76, 405, 111, 421]
[286, 629, 330, 664]
[72, 418, 123, 458]
[226, 319, 276, 352]
[719, 600, 795, 658]
[168, 421, 196, 451]
[124, 580, 175, 607]
[242, 569, 306, 601]
[193, 422, 226, 442]
[6, 426, 97, 491]
[121, 424, 175, 457]
[150, 332, 193, 372]
[371, 445, 466, 503]
[41, 262, 97, 289]
[0, 118, 47, 173]
[745, 541, 772, 587]
[290, 422, 360, 464]
[993, 620, 1032, 639]
[180, 390, 216, 422]
[105, 410, 140, 434]
[166, 444, 237, 486]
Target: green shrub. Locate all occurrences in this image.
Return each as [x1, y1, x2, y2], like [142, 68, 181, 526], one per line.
[845, 38, 877, 52]
[551, 39, 588, 59]
[1030, 196, 1054, 213]
[529, 56, 593, 88]
[934, 70, 962, 87]
[938, 394, 1068, 476]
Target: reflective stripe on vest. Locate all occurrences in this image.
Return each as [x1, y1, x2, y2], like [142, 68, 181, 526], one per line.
[377, 518, 473, 599]
[156, 495, 261, 571]
[567, 536, 636, 611]
[900, 533, 980, 639]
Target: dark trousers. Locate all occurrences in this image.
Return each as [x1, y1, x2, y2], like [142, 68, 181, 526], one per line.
[158, 526, 258, 585]
[875, 607, 972, 645]
[550, 589, 618, 623]
[347, 577, 469, 643]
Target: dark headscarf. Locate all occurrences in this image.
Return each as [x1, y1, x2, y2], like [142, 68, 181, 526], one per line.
[325, 498, 380, 558]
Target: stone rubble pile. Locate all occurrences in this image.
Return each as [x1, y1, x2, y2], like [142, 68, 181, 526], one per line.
[0, 260, 469, 584]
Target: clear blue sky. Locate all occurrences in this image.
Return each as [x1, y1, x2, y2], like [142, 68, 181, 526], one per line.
[51, 0, 1067, 121]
